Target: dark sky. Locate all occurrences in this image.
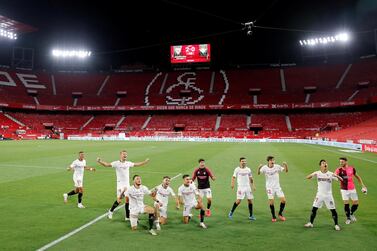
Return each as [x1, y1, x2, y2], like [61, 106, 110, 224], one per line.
[1, 0, 377, 69]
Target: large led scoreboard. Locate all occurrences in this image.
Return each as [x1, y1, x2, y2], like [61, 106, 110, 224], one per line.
[170, 44, 211, 64]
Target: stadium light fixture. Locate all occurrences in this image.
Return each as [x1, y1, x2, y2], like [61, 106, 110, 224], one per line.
[299, 32, 350, 47]
[0, 28, 17, 40]
[51, 49, 92, 58]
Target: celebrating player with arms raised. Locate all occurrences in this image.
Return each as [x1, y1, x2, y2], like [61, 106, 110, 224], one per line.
[97, 150, 149, 220]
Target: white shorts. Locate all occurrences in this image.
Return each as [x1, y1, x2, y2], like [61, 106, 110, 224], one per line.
[341, 189, 358, 201]
[154, 202, 168, 218]
[73, 176, 83, 187]
[266, 187, 285, 200]
[116, 181, 129, 198]
[237, 187, 253, 200]
[130, 206, 146, 227]
[183, 201, 197, 217]
[313, 194, 336, 210]
[199, 188, 212, 199]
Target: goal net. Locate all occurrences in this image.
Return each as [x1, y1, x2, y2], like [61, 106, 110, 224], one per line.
[154, 131, 183, 138]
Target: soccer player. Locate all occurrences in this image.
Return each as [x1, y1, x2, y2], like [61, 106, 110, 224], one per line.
[334, 157, 367, 224]
[178, 174, 207, 229]
[228, 157, 256, 221]
[257, 156, 288, 222]
[152, 176, 180, 228]
[126, 175, 161, 236]
[192, 158, 216, 216]
[96, 150, 149, 220]
[63, 151, 96, 208]
[304, 159, 343, 231]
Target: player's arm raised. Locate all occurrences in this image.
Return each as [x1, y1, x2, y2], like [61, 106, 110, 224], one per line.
[282, 162, 288, 173]
[134, 158, 150, 167]
[96, 157, 112, 167]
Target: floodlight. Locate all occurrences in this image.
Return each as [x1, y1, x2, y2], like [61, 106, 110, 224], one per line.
[51, 49, 92, 58]
[299, 32, 350, 47]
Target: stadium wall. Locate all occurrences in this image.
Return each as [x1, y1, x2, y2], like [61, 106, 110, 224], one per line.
[67, 135, 362, 151]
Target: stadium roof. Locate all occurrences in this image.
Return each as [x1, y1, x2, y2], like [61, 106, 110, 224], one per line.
[0, 14, 37, 33]
[1, 0, 377, 68]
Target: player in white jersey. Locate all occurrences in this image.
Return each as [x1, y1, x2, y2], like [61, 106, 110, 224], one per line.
[152, 176, 180, 228]
[97, 150, 149, 220]
[63, 151, 96, 208]
[304, 159, 343, 231]
[178, 174, 207, 228]
[228, 157, 256, 221]
[125, 175, 161, 236]
[258, 156, 288, 222]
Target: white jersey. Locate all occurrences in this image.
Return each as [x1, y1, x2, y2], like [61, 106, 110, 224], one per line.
[178, 184, 198, 205]
[111, 160, 135, 186]
[70, 159, 86, 178]
[312, 171, 338, 196]
[155, 184, 175, 206]
[125, 185, 151, 210]
[233, 166, 252, 188]
[259, 164, 285, 188]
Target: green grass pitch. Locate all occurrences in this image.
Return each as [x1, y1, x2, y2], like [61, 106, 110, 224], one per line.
[0, 140, 377, 251]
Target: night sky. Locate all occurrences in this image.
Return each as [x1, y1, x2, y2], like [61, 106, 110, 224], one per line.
[1, 0, 377, 70]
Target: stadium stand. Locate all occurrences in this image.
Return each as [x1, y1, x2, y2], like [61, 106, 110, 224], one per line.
[1, 59, 377, 142]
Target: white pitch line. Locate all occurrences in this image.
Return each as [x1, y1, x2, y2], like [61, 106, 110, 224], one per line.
[36, 172, 182, 251]
[36, 206, 123, 251]
[305, 144, 377, 164]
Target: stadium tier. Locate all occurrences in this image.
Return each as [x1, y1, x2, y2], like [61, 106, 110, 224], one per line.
[1, 59, 377, 107]
[1, 59, 377, 143]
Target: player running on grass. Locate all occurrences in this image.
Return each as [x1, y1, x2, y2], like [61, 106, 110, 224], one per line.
[334, 157, 367, 224]
[228, 157, 256, 221]
[126, 175, 161, 235]
[63, 151, 96, 208]
[258, 156, 288, 222]
[178, 174, 207, 229]
[304, 159, 343, 231]
[96, 150, 149, 220]
[192, 158, 216, 217]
